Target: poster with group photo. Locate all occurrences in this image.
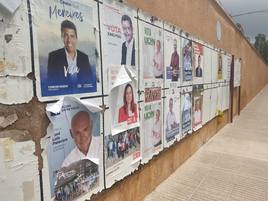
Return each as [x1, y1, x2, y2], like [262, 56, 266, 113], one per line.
[164, 88, 181, 148]
[109, 65, 139, 134]
[138, 14, 163, 90]
[104, 127, 140, 188]
[164, 26, 181, 89]
[141, 86, 163, 163]
[192, 84, 204, 131]
[181, 38, 193, 84]
[44, 96, 103, 200]
[0, 0, 31, 77]
[101, 0, 138, 94]
[193, 42, 204, 84]
[32, 0, 99, 100]
[181, 87, 192, 138]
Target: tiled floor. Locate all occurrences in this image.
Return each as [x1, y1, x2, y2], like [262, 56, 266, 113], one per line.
[144, 86, 268, 201]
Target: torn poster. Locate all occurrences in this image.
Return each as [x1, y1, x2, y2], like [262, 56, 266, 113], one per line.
[44, 96, 103, 200]
[0, 0, 31, 77]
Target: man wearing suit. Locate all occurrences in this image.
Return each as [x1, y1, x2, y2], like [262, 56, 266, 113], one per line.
[47, 20, 93, 89]
[121, 14, 135, 66]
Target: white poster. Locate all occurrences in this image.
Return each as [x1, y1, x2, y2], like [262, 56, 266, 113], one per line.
[163, 25, 181, 89]
[141, 86, 163, 164]
[101, 0, 137, 94]
[138, 12, 163, 90]
[209, 85, 218, 120]
[222, 84, 230, 111]
[217, 85, 223, 112]
[234, 58, 241, 87]
[181, 86, 192, 138]
[0, 76, 33, 104]
[164, 88, 181, 148]
[211, 50, 218, 83]
[104, 126, 140, 188]
[192, 84, 204, 131]
[44, 97, 103, 200]
[31, 0, 101, 101]
[0, 0, 31, 77]
[203, 46, 212, 84]
[202, 86, 211, 124]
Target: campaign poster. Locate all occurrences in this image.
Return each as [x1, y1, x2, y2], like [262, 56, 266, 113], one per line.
[193, 42, 204, 84]
[109, 65, 139, 134]
[164, 88, 181, 147]
[0, 0, 31, 77]
[104, 127, 140, 188]
[32, 0, 99, 100]
[45, 97, 103, 200]
[192, 84, 204, 131]
[181, 87, 192, 138]
[211, 50, 219, 83]
[209, 85, 218, 120]
[218, 52, 223, 80]
[138, 14, 163, 90]
[164, 26, 181, 89]
[202, 86, 211, 125]
[203, 46, 212, 84]
[101, 0, 137, 94]
[141, 86, 163, 163]
[181, 38, 193, 83]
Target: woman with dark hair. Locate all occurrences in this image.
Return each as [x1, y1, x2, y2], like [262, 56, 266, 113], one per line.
[118, 83, 138, 124]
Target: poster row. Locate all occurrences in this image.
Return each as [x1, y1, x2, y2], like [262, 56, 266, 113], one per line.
[0, 0, 232, 104]
[43, 82, 229, 200]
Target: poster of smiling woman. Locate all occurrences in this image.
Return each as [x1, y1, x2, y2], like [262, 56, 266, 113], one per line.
[31, 0, 100, 100]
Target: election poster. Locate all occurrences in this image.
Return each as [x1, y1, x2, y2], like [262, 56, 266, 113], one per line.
[44, 96, 103, 200]
[31, 0, 100, 100]
[163, 25, 181, 89]
[203, 46, 212, 84]
[109, 65, 139, 134]
[101, 0, 137, 94]
[181, 86, 192, 138]
[0, 0, 31, 77]
[211, 49, 219, 83]
[202, 86, 211, 125]
[218, 52, 223, 80]
[192, 84, 204, 131]
[209, 85, 218, 120]
[193, 42, 204, 84]
[138, 12, 164, 90]
[181, 38, 193, 84]
[141, 86, 163, 164]
[104, 127, 141, 188]
[164, 88, 181, 148]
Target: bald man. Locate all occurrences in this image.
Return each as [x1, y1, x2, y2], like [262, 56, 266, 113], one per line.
[61, 111, 100, 167]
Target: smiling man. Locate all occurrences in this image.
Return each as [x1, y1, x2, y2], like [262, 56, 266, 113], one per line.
[121, 14, 135, 66]
[47, 20, 93, 90]
[61, 111, 100, 167]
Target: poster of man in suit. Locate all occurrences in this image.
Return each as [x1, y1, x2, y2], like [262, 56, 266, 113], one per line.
[33, 0, 98, 98]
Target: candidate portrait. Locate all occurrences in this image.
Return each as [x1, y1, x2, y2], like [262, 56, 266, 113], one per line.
[47, 20, 94, 88]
